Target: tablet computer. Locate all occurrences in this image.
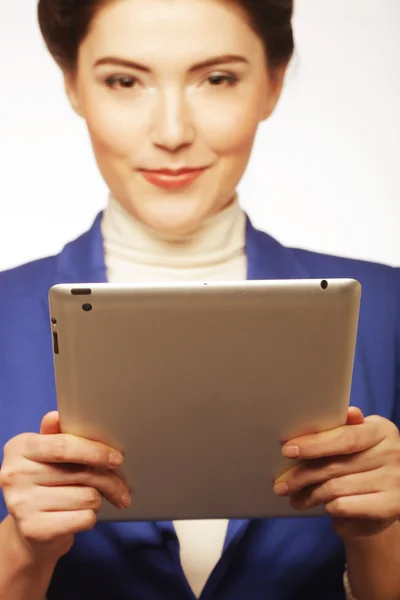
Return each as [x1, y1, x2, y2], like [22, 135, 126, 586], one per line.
[48, 279, 361, 521]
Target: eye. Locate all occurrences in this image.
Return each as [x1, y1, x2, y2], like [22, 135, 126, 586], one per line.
[105, 75, 137, 90]
[207, 73, 239, 87]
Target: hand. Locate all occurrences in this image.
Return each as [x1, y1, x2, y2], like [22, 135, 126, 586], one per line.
[0, 411, 131, 561]
[273, 407, 400, 541]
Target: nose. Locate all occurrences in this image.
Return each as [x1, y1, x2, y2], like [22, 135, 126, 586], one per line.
[149, 88, 195, 152]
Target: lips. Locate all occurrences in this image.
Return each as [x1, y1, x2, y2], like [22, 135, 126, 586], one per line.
[139, 166, 208, 190]
[149, 167, 203, 176]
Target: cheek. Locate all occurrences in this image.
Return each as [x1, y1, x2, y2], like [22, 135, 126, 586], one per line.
[198, 92, 262, 158]
[83, 98, 142, 161]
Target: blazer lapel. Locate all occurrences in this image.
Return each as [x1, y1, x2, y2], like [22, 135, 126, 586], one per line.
[55, 212, 107, 284]
[245, 215, 310, 281]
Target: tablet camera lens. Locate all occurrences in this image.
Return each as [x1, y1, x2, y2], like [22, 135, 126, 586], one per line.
[82, 303, 93, 312]
[321, 280, 328, 290]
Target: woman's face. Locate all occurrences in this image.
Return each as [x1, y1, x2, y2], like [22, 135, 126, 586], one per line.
[66, 0, 286, 235]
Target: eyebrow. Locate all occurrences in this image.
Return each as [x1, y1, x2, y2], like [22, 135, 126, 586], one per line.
[93, 54, 249, 72]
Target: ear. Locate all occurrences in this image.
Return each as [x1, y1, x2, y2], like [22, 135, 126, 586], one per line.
[63, 71, 84, 118]
[260, 64, 288, 122]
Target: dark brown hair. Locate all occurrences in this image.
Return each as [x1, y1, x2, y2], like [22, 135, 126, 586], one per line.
[37, 0, 294, 72]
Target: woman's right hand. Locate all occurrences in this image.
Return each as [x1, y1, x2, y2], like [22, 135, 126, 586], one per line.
[0, 411, 131, 562]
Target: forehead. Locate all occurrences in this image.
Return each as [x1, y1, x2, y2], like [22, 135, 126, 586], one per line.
[82, 0, 262, 65]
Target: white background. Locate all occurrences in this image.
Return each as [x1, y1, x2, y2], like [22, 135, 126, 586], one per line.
[0, 0, 399, 271]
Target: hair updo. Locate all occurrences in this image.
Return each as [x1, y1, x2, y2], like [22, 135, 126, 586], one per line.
[38, 0, 294, 72]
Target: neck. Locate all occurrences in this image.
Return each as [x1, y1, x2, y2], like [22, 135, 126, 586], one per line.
[101, 192, 247, 281]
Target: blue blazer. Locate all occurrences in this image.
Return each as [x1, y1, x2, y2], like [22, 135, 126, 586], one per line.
[1, 212, 399, 600]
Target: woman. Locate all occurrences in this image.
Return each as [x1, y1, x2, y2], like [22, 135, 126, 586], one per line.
[0, 0, 399, 599]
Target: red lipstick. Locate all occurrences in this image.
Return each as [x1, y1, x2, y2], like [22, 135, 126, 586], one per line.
[139, 167, 208, 190]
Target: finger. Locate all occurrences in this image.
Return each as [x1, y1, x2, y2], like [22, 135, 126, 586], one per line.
[324, 492, 399, 520]
[18, 510, 98, 543]
[274, 444, 385, 493]
[366, 415, 400, 435]
[37, 465, 131, 508]
[23, 434, 124, 470]
[282, 419, 388, 460]
[40, 486, 103, 512]
[289, 468, 386, 510]
[40, 412, 61, 435]
[77, 469, 131, 508]
[8, 486, 103, 515]
[39, 484, 130, 512]
[0, 458, 131, 509]
[346, 406, 365, 426]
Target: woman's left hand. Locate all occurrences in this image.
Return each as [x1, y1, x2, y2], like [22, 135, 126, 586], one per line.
[273, 407, 400, 541]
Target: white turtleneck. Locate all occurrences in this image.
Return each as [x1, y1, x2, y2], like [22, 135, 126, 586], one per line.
[101, 193, 247, 283]
[101, 193, 247, 598]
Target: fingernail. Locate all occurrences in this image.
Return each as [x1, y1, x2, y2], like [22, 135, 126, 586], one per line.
[273, 482, 290, 496]
[120, 493, 131, 509]
[282, 445, 299, 458]
[109, 452, 123, 467]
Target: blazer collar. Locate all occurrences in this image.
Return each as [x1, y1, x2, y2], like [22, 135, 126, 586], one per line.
[53, 210, 310, 285]
[55, 212, 107, 284]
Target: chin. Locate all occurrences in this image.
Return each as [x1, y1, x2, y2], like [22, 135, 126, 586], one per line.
[141, 203, 209, 238]
[148, 216, 202, 238]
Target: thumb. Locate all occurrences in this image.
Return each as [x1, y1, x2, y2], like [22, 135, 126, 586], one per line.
[346, 406, 365, 426]
[40, 411, 61, 435]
